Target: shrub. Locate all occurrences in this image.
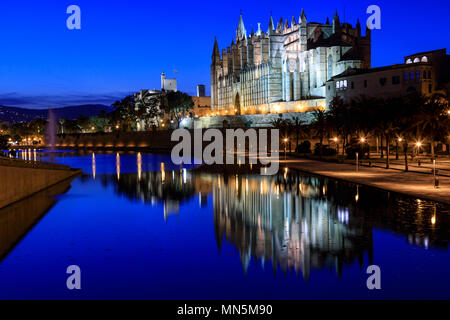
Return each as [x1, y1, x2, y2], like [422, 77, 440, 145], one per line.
[296, 140, 311, 154]
[345, 138, 369, 159]
[313, 143, 337, 156]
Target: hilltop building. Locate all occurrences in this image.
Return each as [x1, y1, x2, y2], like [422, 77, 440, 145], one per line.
[161, 72, 177, 92]
[211, 11, 371, 114]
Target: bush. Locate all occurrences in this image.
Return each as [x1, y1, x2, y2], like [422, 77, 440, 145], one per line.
[345, 138, 369, 159]
[313, 143, 337, 156]
[296, 140, 311, 154]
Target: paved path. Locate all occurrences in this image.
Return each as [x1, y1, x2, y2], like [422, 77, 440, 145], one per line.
[280, 158, 450, 205]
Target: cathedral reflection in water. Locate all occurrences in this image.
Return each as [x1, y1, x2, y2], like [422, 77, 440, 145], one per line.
[87, 155, 449, 279]
[212, 172, 372, 279]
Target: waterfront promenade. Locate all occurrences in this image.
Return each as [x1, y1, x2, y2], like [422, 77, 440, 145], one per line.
[281, 157, 450, 205]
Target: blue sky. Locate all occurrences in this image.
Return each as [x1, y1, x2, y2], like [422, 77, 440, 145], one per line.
[0, 0, 449, 108]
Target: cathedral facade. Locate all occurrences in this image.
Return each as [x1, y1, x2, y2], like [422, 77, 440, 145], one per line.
[211, 10, 371, 114]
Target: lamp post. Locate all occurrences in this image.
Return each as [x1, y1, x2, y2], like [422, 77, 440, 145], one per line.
[333, 137, 339, 154]
[356, 152, 359, 172]
[284, 138, 288, 160]
[396, 137, 402, 160]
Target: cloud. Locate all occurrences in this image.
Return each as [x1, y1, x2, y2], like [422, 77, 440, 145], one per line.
[0, 92, 133, 109]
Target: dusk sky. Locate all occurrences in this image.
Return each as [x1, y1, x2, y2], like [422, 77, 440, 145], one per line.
[0, 0, 449, 108]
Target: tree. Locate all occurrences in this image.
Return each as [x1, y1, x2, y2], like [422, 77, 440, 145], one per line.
[164, 92, 194, 128]
[416, 94, 449, 158]
[134, 91, 164, 129]
[311, 109, 328, 158]
[291, 116, 307, 149]
[0, 135, 9, 151]
[111, 95, 137, 131]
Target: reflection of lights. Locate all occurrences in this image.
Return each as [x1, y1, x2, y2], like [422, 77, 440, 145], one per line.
[116, 153, 120, 180]
[337, 207, 349, 225]
[183, 168, 187, 184]
[137, 152, 142, 181]
[92, 153, 96, 179]
[431, 215, 436, 225]
[161, 162, 165, 183]
[355, 186, 359, 202]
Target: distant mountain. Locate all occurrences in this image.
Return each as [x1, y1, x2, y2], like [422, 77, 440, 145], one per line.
[0, 104, 112, 123]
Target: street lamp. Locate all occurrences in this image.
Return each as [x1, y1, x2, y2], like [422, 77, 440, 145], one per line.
[284, 138, 288, 160]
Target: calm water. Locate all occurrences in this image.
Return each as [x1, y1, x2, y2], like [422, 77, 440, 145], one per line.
[0, 150, 449, 299]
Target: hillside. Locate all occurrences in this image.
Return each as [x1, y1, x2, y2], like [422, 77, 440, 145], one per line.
[0, 104, 112, 123]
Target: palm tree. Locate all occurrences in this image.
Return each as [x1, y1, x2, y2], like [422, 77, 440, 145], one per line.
[311, 109, 328, 158]
[416, 94, 449, 158]
[291, 116, 306, 150]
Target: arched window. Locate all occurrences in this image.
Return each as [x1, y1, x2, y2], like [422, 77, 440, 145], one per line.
[406, 59, 412, 64]
[421, 56, 428, 62]
[413, 58, 420, 63]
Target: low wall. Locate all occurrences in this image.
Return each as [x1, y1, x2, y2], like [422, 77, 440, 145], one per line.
[0, 178, 73, 259]
[197, 112, 316, 129]
[54, 131, 177, 151]
[0, 158, 80, 209]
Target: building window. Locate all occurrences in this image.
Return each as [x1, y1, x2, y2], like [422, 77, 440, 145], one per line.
[429, 84, 432, 93]
[379, 77, 387, 86]
[351, 81, 354, 89]
[404, 72, 409, 81]
[364, 80, 367, 88]
[406, 59, 412, 64]
[421, 56, 428, 63]
[336, 81, 340, 89]
[414, 57, 420, 63]
[392, 76, 400, 84]
[428, 71, 432, 79]
[423, 71, 427, 79]
[416, 71, 420, 81]
[410, 71, 414, 80]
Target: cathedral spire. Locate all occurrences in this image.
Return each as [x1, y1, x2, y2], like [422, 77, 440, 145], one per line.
[268, 15, 275, 33]
[256, 22, 262, 36]
[333, 9, 340, 33]
[300, 9, 307, 24]
[291, 16, 296, 26]
[236, 13, 247, 40]
[212, 37, 220, 63]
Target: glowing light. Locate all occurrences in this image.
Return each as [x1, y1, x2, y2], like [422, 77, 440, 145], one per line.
[398, 137, 403, 142]
[161, 162, 165, 183]
[92, 153, 96, 180]
[431, 215, 436, 225]
[360, 137, 366, 143]
[116, 153, 120, 180]
[333, 137, 338, 142]
[416, 141, 422, 148]
[137, 152, 142, 181]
